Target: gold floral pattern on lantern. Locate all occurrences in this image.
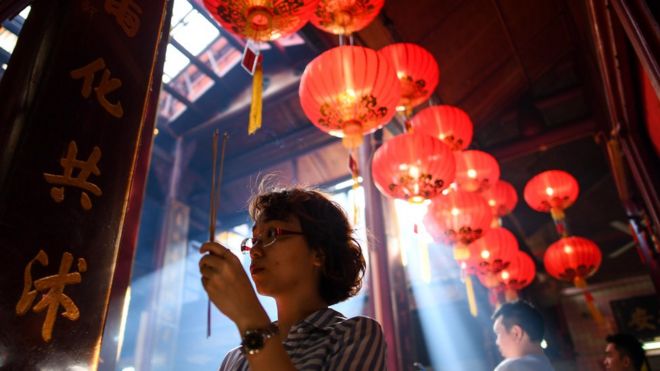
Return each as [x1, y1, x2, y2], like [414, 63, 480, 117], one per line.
[372, 133, 456, 202]
[556, 265, 599, 282]
[312, 0, 383, 35]
[215, 0, 308, 41]
[440, 135, 464, 151]
[443, 226, 486, 246]
[387, 173, 445, 202]
[318, 94, 388, 130]
[398, 74, 430, 110]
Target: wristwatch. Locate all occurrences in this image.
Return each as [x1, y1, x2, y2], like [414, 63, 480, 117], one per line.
[240, 323, 279, 355]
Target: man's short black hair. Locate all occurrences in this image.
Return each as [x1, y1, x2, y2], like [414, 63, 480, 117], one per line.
[606, 333, 647, 371]
[491, 300, 545, 342]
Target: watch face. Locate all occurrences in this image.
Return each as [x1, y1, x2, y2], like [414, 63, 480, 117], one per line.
[244, 332, 265, 350]
[241, 325, 277, 355]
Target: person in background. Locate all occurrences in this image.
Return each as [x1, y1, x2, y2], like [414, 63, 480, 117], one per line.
[199, 186, 386, 370]
[603, 333, 650, 371]
[491, 300, 555, 371]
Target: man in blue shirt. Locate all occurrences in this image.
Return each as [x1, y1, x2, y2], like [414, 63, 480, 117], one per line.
[492, 300, 555, 371]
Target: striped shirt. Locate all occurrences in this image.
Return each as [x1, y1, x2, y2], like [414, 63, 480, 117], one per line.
[220, 308, 387, 370]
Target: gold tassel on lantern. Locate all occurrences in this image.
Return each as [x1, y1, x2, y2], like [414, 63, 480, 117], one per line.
[453, 243, 470, 261]
[465, 274, 478, 317]
[248, 57, 263, 135]
[456, 248, 477, 316]
[550, 207, 569, 238]
[574, 277, 604, 324]
[349, 151, 360, 225]
[550, 207, 565, 221]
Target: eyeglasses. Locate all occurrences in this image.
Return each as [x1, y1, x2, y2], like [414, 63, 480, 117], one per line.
[240, 227, 305, 253]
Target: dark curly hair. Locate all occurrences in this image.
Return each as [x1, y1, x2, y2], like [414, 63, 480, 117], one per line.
[248, 187, 366, 305]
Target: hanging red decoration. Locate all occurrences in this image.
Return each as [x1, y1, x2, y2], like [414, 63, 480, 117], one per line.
[204, 0, 319, 42]
[544, 236, 604, 323]
[378, 43, 439, 115]
[524, 170, 579, 237]
[482, 250, 535, 302]
[372, 132, 455, 203]
[423, 189, 494, 318]
[310, 0, 384, 35]
[454, 150, 500, 192]
[524, 170, 579, 214]
[409, 105, 473, 151]
[480, 180, 518, 218]
[467, 227, 519, 277]
[472, 229, 521, 309]
[424, 190, 492, 259]
[501, 252, 536, 290]
[543, 236, 601, 283]
[205, 0, 318, 134]
[299, 46, 400, 148]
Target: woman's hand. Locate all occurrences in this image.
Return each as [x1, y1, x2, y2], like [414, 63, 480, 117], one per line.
[199, 242, 270, 331]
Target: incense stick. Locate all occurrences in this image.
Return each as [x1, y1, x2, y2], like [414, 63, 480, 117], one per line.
[209, 130, 219, 243]
[216, 133, 229, 211]
[207, 130, 229, 338]
[207, 130, 219, 338]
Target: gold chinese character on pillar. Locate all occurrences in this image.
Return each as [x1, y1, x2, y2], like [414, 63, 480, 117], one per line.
[16, 250, 87, 342]
[43, 141, 103, 211]
[105, 0, 142, 37]
[70, 57, 124, 118]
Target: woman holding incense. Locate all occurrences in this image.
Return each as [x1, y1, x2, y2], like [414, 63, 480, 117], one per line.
[199, 186, 386, 370]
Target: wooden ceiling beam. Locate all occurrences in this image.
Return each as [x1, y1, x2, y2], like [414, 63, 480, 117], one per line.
[162, 83, 205, 117]
[489, 118, 597, 162]
[460, 47, 575, 127]
[181, 73, 300, 138]
[169, 37, 228, 88]
[219, 125, 338, 183]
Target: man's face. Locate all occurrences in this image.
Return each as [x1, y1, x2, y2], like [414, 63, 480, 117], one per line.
[493, 316, 519, 359]
[603, 343, 631, 370]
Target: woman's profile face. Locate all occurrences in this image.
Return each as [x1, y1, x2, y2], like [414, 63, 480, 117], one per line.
[248, 215, 322, 298]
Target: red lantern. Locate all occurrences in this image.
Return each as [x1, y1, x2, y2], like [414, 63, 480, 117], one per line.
[299, 46, 400, 148]
[409, 105, 473, 151]
[478, 251, 534, 290]
[372, 133, 455, 203]
[524, 170, 579, 214]
[424, 190, 493, 254]
[481, 180, 518, 217]
[543, 236, 601, 284]
[204, 0, 318, 41]
[467, 227, 519, 276]
[501, 252, 535, 289]
[378, 43, 439, 114]
[311, 0, 384, 35]
[454, 150, 500, 192]
[544, 236, 604, 323]
[482, 250, 535, 301]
